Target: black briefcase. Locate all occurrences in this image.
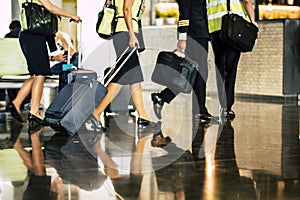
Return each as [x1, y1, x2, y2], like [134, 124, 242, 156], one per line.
[219, 13, 259, 52]
[151, 51, 199, 93]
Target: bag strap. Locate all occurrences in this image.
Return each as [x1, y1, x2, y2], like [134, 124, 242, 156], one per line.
[103, 0, 115, 8]
[227, 0, 230, 12]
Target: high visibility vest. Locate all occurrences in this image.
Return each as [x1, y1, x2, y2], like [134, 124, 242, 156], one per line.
[206, 0, 248, 33]
[115, 0, 142, 33]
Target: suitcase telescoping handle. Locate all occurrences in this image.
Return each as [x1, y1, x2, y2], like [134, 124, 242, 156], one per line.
[68, 19, 82, 69]
[102, 46, 138, 87]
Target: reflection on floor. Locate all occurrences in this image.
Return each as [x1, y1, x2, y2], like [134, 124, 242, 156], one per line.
[0, 95, 299, 200]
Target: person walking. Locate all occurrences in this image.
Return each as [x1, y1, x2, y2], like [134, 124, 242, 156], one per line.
[207, 0, 257, 120]
[90, 0, 158, 137]
[151, 0, 217, 123]
[7, 0, 80, 131]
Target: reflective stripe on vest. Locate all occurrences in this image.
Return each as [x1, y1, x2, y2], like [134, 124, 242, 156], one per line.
[115, 0, 142, 32]
[206, 0, 248, 33]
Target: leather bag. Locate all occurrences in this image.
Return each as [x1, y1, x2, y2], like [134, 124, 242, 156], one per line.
[219, 0, 258, 52]
[21, 0, 58, 36]
[219, 13, 258, 52]
[151, 51, 199, 94]
[96, 1, 117, 39]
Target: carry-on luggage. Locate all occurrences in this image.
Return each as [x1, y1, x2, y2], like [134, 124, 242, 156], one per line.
[58, 20, 97, 91]
[45, 79, 107, 134]
[45, 46, 137, 135]
[151, 51, 199, 94]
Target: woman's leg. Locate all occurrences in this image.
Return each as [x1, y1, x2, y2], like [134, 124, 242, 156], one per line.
[12, 76, 35, 113]
[93, 82, 123, 121]
[130, 83, 150, 121]
[130, 137, 147, 175]
[30, 75, 46, 119]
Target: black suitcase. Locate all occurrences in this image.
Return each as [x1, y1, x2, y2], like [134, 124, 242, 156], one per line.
[45, 79, 107, 135]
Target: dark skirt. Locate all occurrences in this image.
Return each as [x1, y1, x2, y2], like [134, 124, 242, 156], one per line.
[110, 32, 144, 85]
[19, 31, 51, 76]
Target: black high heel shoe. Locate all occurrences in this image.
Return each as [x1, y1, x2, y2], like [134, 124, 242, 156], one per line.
[80, 113, 103, 133]
[28, 113, 45, 133]
[137, 118, 160, 138]
[6, 101, 23, 122]
[151, 93, 164, 119]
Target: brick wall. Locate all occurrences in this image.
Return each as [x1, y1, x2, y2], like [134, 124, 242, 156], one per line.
[234, 21, 284, 97]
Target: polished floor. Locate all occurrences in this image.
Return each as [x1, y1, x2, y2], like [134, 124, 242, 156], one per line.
[0, 91, 299, 200]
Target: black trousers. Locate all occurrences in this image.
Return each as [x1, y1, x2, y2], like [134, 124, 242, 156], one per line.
[159, 37, 209, 114]
[211, 31, 241, 110]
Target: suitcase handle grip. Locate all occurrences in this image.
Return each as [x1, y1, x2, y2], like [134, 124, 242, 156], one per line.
[69, 18, 82, 23]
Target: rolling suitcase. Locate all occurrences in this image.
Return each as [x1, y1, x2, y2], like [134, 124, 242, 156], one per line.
[58, 20, 97, 91]
[45, 79, 107, 134]
[45, 46, 137, 135]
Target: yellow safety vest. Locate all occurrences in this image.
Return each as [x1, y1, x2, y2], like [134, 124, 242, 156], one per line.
[115, 0, 142, 32]
[207, 0, 248, 33]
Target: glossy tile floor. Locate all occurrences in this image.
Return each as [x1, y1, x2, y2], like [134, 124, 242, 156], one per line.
[0, 91, 299, 200]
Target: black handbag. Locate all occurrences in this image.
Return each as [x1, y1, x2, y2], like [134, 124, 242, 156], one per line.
[21, 0, 58, 36]
[219, 0, 258, 52]
[151, 51, 199, 94]
[96, 0, 117, 39]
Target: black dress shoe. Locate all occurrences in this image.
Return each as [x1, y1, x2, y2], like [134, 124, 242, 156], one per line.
[151, 132, 171, 148]
[7, 101, 23, 122]
[151, 93, 164, 119]
[81, 114, 103, 133]
[195, 113, 218, 123]
[28, 113, 45, 133]
[221, 108, 235, 120]
[137, 118, 160, 138]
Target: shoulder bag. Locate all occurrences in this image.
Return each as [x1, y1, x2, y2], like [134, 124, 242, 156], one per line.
[151, 51, 199, 94]
[21, 0, 58, 36]
[96, 0, 117, 39]
[219, 0, 259, 52]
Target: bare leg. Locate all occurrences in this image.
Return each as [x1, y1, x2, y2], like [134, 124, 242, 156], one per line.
[93, 83, 123, 121]
[130, 137, 147, 175]
[130, 83, 150, 121]
[12, 76, 35, 113]
[30, 128, 45, 176]
[30, 76, 45, 119]
[13, 136, 34, 171]
[94, 138, 120, 179]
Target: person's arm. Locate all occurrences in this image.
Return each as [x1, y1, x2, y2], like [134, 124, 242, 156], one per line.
[243, 0, 257, 26]
[38, 0, 81, 22]
[124, 0, 139, 48]
[175, 0, 191, 52]
[56, 31, 76, 56]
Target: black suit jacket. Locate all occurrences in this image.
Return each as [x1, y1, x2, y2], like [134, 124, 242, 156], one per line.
[176, 0, 209, 39]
